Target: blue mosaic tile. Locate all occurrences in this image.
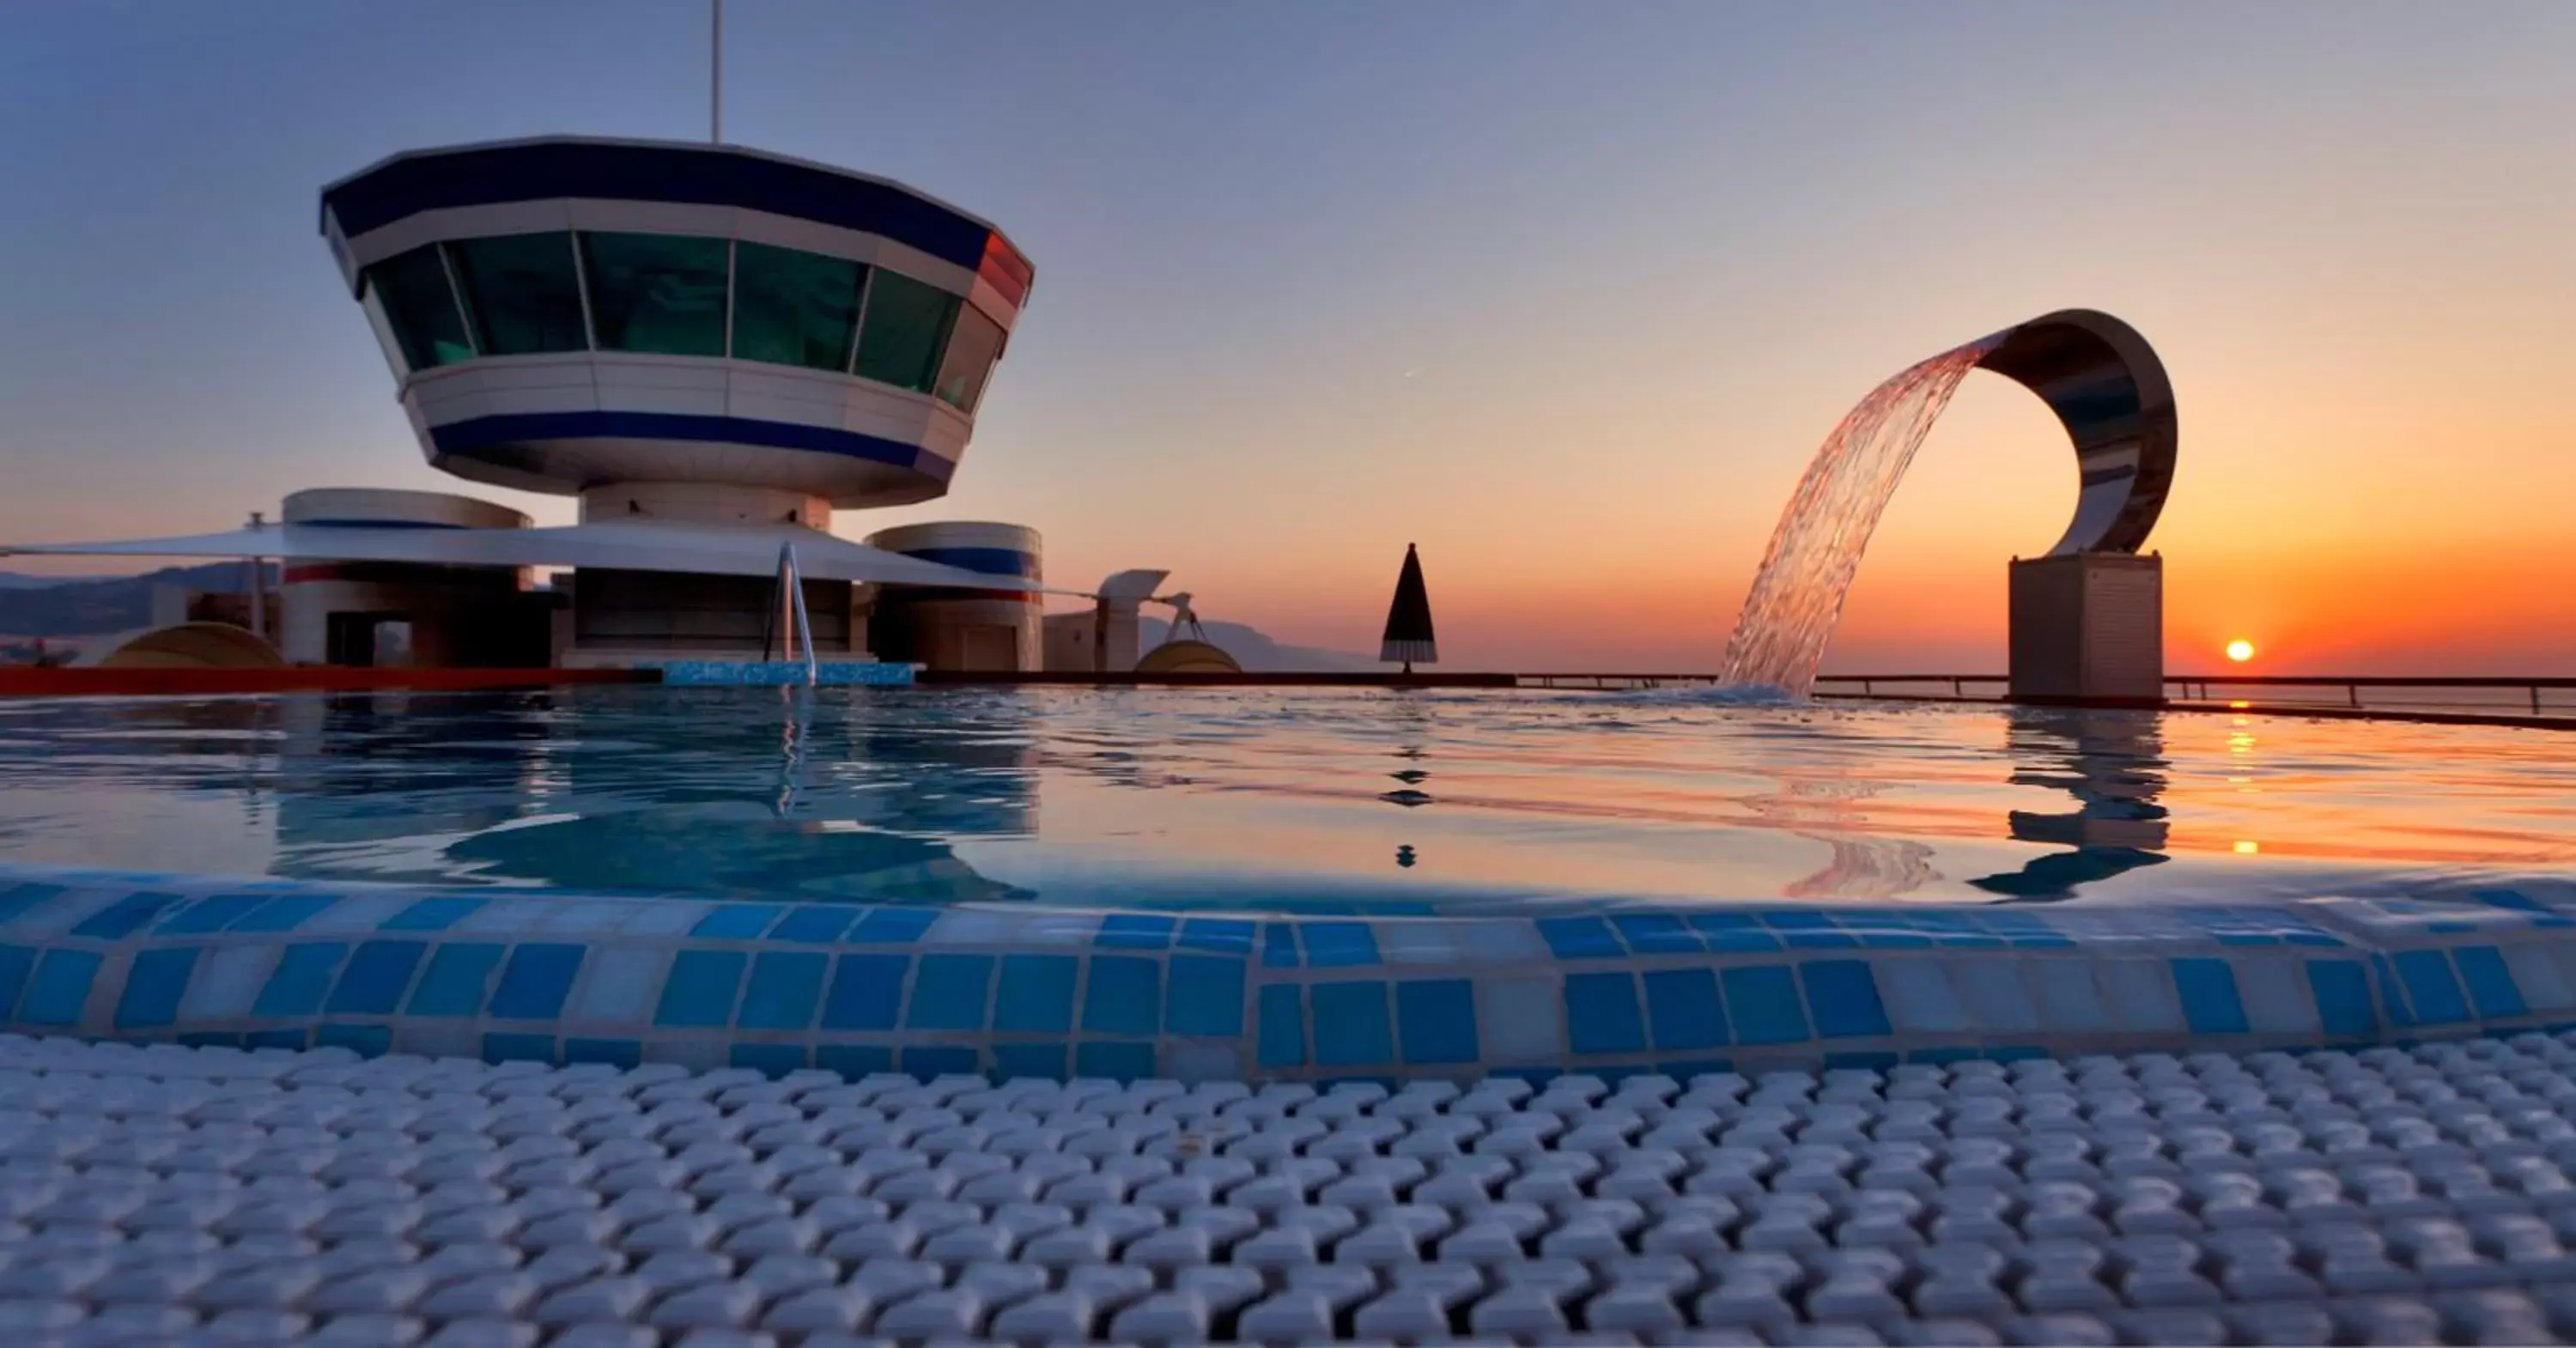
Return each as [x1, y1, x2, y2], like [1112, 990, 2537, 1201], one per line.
[407, 943, 505, 1018]
[1082, 956, 1161, 1036]
[1310, 981, 1394, 1067]
[1176, 918, 1256, 954]
[2307, 959, 2379, 1037]
[2393, 949, 2472, 1024]
[993, 954, 1078, 1033]
[1394, 978, 1478, 1065]
[738, 951, 828, 1029]
[693, 905, 784, 940]
[1256, 984, 1305, 1068]
[1095, 914, 1176, 950]
[490, 944, 586, 1021]
[822, 953, 908, 1030]
[2170, 957, 2251, 1035]
[2371, 953, 2415, 1028]
[1609, 914, 1701, 954]
[380, 896, 486, 932]
[850, 908, 937, 944]
[155, 893, 271, 936]
[1564, 972, 1648, 1055]
[655, 950, 748, 1028]
[0, 944, 35, 1017]
[325, 940, 428, 1017]
[1166, 955, 1246, 1037]
[229, 895, 337, 933]
[1302, 921, 1382, 968]
[69, 891, 183, 941]
[1722, 965, 1811, 1045]
[906, 953, 995, 1030]
[1643, 967, 1728, 1051]
[0, 884, 65, 926]
[113, 946, 197, 1029]
[2453, 945, 2528, 1020]
[253, 944, 349, 1019]
[1536, 916, 1624, 960]
[769, 906, 857, 944]
[656, 659, 913, 686]
[1801, 960, 1893, 1039]
[1686, 911, 1783, 952]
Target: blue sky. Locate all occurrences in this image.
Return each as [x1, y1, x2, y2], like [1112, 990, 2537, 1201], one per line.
[3, 1, 2571, 670]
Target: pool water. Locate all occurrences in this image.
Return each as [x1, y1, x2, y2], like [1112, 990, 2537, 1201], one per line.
[0, 686, 2570, 911]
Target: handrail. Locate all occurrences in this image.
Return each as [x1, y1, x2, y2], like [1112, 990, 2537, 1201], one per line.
[758, 542, 819, 686]
[1811, 672, 2569, 715]
[1809, 674, 2576, 689]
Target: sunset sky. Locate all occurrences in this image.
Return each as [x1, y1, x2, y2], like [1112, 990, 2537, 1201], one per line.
[2, 1, 2570, 674]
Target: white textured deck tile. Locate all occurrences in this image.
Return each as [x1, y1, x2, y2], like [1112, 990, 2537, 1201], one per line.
[1473, 974, 1564, 1061]
[2099, 959, 2190, 1032]
[177, 944, 282, 1021]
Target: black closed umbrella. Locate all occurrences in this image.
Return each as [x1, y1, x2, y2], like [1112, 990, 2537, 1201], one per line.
[1379, 543, 1437, 674]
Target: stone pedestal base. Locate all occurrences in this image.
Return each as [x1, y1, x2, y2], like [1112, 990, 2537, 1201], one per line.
[2008, 553, 2164, 702]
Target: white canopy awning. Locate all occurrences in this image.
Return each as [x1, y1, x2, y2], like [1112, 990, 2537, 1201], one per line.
[0, 519, 1064, 593]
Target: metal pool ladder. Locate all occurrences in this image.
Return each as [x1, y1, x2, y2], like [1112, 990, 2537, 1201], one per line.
[761, 542, 821, 687]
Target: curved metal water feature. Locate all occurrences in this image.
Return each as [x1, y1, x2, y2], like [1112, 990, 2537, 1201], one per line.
[1722, 308, 2177, 695]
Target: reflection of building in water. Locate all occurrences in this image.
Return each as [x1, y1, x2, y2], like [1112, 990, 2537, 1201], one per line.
[1973, 707, 2170, 899]
[273, 692, 554, 853]
[265, 688, 1036, 898]
[442, 812, 1024, 903]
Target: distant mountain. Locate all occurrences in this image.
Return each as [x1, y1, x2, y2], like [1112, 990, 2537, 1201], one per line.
[0, 563, 270, 637]
[0, 572, 94, 591]
[1139, 616, 1376, 672]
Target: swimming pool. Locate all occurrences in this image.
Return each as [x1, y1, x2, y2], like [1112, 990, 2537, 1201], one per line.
[1, 686, 2570, 909]
[2, 686, 2573, 1083]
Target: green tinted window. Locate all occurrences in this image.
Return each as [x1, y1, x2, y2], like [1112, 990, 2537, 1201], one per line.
[853, 270, 959, 393]
[732, 241, 866, 372]
[447, 233, 589, 355]
[933, 305, 1006, 413]
[364, 245, 473, 369]
[579, 232, 729, 356]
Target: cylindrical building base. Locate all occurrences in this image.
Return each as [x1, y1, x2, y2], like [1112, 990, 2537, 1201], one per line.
[866, 522, 1043, 673]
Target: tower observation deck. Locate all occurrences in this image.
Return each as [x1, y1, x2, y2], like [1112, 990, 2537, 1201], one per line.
[320, 137, 1034, 521]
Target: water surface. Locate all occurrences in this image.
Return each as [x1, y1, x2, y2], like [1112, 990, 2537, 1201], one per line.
[0, 686, 2568, 912]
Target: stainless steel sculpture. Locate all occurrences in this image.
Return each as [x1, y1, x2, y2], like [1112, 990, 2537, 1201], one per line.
[1971, 308, 2178, 557]
[1722, 307, 2178, 697]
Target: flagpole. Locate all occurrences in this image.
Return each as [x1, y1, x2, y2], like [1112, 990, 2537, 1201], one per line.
[710, 0, 724, 144]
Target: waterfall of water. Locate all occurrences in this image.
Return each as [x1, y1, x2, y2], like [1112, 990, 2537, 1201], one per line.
[1720, 336, 2003, 697]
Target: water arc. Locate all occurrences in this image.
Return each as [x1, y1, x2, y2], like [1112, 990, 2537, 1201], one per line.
[1721, 308, 2176, 696]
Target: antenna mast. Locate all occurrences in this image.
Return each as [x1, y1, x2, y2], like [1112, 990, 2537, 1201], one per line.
[710, 0, 724, 143]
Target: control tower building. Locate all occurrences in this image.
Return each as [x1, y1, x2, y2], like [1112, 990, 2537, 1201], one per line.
[318, 136, 1042, 665]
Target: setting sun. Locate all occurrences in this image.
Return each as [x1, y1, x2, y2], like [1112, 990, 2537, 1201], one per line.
[2226, 639, 2256, 663]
